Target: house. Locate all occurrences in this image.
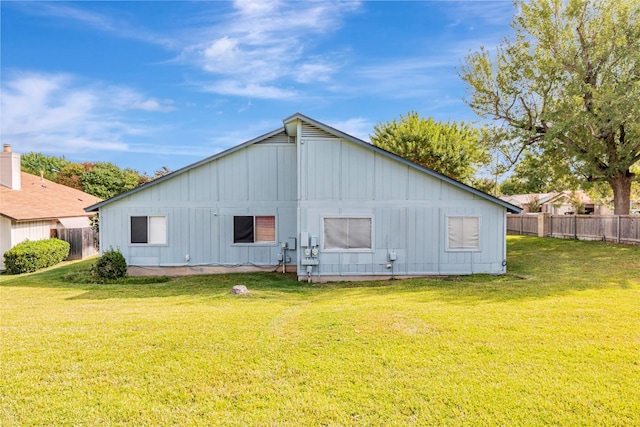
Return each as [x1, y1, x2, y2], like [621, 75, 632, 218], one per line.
[0, 145, 102, 271]
[500, 191, 612, 215]
[86, 113, 521, 281]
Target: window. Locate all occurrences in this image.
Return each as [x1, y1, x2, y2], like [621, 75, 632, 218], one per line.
[323, 217, 372, 250]
[447, 216, 480, 250]
[234, 216, 275, 243]
[131, 216, 167, 244]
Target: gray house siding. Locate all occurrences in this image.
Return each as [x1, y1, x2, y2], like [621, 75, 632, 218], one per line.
[296, 134, 507, 277]
[89, 114, 519, 279]
[98, 137, 297, 268]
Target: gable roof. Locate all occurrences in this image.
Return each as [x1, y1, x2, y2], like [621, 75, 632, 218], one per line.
[0, 172, 102, 222]
[86, 113, 521, 213]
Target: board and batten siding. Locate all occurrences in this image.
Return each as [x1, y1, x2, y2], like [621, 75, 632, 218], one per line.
[95, 118, 511, 276]
[298, 135, 507, 276]
[99, 140, 297, 267]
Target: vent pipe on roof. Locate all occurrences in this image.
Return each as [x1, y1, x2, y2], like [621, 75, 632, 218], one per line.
[2, 144, 11, 153]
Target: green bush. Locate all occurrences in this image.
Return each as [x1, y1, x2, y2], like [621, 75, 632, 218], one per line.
[91, 248, 127, 280]
[4, 238, 70, 274]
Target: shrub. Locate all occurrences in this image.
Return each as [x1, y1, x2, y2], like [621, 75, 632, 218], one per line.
[4, 238, 70, 274]
[91, 248, 127, 280]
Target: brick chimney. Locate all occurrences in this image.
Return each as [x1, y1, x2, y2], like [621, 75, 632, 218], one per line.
[0, 145, 21, 190]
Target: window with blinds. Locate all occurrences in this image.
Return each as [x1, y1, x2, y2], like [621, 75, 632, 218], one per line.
[233, 216, 276, 244]
[323, 217, 372, 250]
[447, 216, 480, 250]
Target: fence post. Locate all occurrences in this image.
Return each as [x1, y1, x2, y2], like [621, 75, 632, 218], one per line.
[617, 215, 620, 243]
[574, 215, 578, 240]
[537, 213, 548, 237]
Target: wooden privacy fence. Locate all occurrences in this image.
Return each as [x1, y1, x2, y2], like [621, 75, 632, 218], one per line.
[507, 214, 539, 236]
[57, 227, 99, 260]
[507, 214, 640, 245]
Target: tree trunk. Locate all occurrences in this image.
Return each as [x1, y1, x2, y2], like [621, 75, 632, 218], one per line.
[609, 173, 633, 215]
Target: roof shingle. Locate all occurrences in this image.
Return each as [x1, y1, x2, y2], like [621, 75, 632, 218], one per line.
[0, 172, 102, 222]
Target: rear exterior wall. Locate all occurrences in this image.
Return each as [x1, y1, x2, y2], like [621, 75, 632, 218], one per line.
[98, 139, 297, 268]
[296, 124, 507, 277]
[97, 124, 508, 277]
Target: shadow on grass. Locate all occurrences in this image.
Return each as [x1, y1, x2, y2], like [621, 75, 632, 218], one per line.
[64, 272, 313, 301]
[2, 237, 638, 304]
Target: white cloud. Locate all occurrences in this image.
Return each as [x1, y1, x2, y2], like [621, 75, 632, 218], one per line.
[11, 2, 177, 49]
[347, 58, 457, 99]
[356, 58, 454, 82]
[0, 71, 173, 154]
[110, 87, 175, 112]
[183, 1, 361, 98]
[233, 0, 281, 17]
[202, 80, 297, 100]
[448, 2, 515, 27]
[328, 117, 374, 142]
[9, 1, 359, 100]
[203, 36, 240, 65]
[296, 62, 335, 83]
[126, 143, 214, 157]
[129, 98, 175, 112]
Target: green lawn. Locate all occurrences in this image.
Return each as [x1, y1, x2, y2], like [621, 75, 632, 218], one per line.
[1, 236, 639, 426]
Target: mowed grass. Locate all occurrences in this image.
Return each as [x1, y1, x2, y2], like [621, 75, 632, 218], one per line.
[1, 237, 639, 426]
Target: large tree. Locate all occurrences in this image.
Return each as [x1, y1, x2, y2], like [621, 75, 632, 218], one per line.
[80, 162, 144, 199]
[460, 0, 640, 214]
[499, 148, 576, 195]
[20, 152, 69, 181]
[370, 112, 488, 184]
[20, 153, 149, 198]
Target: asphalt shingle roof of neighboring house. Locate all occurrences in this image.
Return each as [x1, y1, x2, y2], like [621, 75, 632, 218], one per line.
[0, 172, 102, 222]
[500, 193, 558, 207]
[501, 191, 596, 208]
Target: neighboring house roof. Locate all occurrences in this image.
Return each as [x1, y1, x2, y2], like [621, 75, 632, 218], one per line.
[500, 193, 556, 208]
[0, 172, 102, 222]
[501, 191, 597, 208]
[86, 113, 522, 214]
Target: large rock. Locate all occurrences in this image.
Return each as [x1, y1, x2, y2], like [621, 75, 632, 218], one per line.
[230, 285, 250, 295]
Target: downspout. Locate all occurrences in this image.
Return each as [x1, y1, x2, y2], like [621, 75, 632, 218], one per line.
[296, 119, 302, 203]
[296, 119, 303, 279]
[437, 206, 442, 276]
[503, 211, 507, 273]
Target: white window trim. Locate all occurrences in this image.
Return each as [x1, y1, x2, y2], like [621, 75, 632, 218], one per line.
[446, 215, 481, 252]
[321, 216, 374, 252]
[129, 215, 168, 246]
[231, 215, 278, 246]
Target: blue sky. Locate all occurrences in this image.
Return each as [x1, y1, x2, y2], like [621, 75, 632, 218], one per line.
[1, 1, 516, 175]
